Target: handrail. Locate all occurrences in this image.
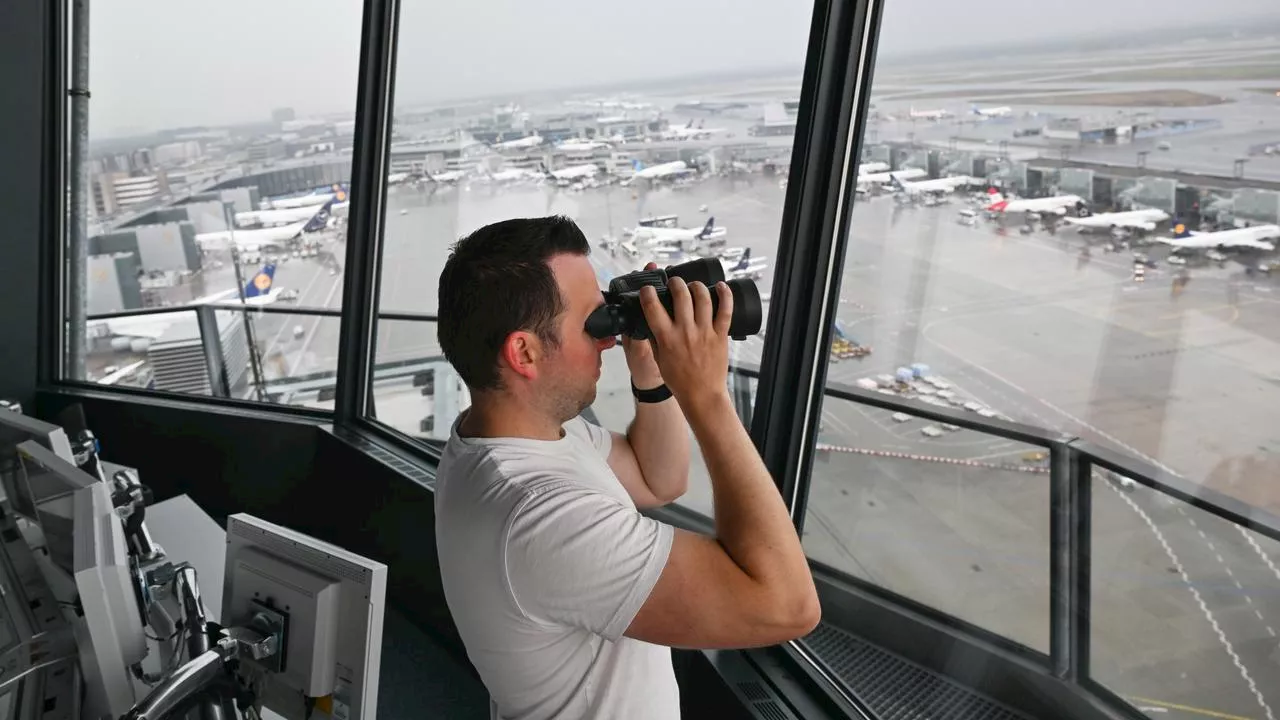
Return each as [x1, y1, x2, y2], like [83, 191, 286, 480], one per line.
[86, 305, 439, 322]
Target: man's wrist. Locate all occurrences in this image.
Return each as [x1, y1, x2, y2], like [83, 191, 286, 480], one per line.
[631, 374, 664, 391]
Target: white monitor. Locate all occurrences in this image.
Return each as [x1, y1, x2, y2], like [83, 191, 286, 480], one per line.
[73, 480, 148, 718]
[0, 411, 75, 521]
[224, 514, 386, 720]
[15, 440, 99, 574]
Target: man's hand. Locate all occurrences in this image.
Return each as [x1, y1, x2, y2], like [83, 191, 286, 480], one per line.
[622, 262, 663, 387]
[638, 274, 733, 413]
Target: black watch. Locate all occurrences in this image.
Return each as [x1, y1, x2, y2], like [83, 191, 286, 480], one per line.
[631, 380, 673, 403]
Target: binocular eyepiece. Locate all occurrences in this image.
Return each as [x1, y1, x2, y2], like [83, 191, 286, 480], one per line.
[585, 258, 764, 341]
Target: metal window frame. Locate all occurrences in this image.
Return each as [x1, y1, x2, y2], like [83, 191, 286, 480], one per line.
[37, 0, 68, 389]
[751, 0, 885, 535]
[333, 0, 401, 425]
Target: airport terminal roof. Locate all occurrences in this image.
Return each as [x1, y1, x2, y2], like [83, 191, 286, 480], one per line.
[1027, 157, 1280, 192]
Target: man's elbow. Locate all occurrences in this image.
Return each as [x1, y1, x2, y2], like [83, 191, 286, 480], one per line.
[651, 472, 689, 505]
[754, 585, 822, 644]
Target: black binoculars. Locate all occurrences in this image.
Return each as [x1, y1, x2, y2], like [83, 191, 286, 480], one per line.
[584, 258, 763, 341]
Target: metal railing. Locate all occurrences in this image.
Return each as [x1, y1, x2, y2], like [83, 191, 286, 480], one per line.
[81, 307, 1280, 716]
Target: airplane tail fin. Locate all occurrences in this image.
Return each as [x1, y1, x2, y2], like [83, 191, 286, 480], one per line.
[243, 264, 277, 299]
[699, 217, 715, 238]
[631, 159, 644, 172]
[1172, 221, 1192, 239]
[733, 247, 751, 271]
[890, 175, 907, 191]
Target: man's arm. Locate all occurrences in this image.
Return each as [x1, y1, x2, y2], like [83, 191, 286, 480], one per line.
[608, 387, 691, 508]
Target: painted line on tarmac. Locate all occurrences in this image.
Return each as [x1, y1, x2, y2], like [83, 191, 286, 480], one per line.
[1128, 695, 1255, 720]
[814, 443, 1049, 474]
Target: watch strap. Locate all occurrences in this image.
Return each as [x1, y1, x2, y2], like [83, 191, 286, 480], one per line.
[631, 380, 673, 403]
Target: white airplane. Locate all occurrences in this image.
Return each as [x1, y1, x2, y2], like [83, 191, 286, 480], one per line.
[629, 159, 694, 180]
[480, 165, 538, 184]
[425, 168, 468, 184]
[1156, 223, 1279, 251]
[986, 190, 1086, 216]
[858, 162, 890, 175]
[660, 120, 726, 141]
[909, 107, 951, 121]
[90, 264, 286, 342]
[196, 219, 313, 251]
[857, 168, 927, 185]
[539, 162, 599, 182]
[1063, 208, 1170, 232]
[632, 217, 725, 250]
[267, 184, 348, 210]
[492, 134, 543, 151]
[235, 202, 329, 228]
[890, 174, 977, 196]
[721, 247, 768, 281]
[972, 105, 1013, 118]
[557, 139, 611, 153]
[387, 172, 413, 185]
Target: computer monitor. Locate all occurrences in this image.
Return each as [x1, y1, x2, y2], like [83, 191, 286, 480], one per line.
[73, 480, 147, 718]
[0, 410, 76, 521]
[15, 440, 99, 574]
[223, 514, 386, 720]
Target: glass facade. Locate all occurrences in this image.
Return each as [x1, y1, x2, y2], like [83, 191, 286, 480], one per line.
[53, 0, 1280, 717]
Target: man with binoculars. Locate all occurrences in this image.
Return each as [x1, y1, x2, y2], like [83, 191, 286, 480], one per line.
[434, 216, 820, 720]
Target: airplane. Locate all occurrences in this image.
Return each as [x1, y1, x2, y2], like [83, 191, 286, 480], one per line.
[539, 162, 599, 183]
[425, 168, 468, 184]
[986, 190, 1087, 216]
[196, 218, 314, 252]
[858, 162, 890, 175]
[89, 264, 286, 342]
[235, 201, 331, 229]
[972, 105, 1013, 118]
[480, 165, 539, 184]
[629, 159, 694, 181]
[890, 174, 978, 196]
[909, 107, 951, 121]
[660, 120, 726, 141]
[1062, 208, 1170, 232]
[631, 217, 725, 250]
[557, 139, 611, 153]
[267, 183, 348, 210]
[857, 168, 928, 186]
[720, 247, 768, 281]
[1155, 223, 1278, 252]
[491, 134, 543, 151]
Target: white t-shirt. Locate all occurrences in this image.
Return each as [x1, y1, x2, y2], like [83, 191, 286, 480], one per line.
[435, 412, 680, 720]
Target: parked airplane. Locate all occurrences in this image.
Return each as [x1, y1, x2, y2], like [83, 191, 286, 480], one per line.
[972, 105, 1013, 118]
[539, 162, 600, 182]
[267, 183, 348, 210]
[632, 217, 725, 250]
[90, 264, 285, 342]
[986, 190, 1086, 216]
[890, 174, 977, 196]
[858, 168, 928, 186]
[557, 139, 611, 153]
[721, 247, 768, 281]
[629, 159, 694, 181]
[1156, 223, 1279, 251]
[909, 107, 951, 121]
[1063, 208, 1170, 232]
[660, 120, 726, 141]
[196, 218, 316, 251]
[492, 134, 544, 151]
[425, 168, 468, 184]
[858, 162, 890, 175]
[480, 165, 539, 184]
[235, 201, 331, 229]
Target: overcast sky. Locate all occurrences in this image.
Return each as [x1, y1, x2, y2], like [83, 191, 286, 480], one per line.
[90, 0, 1276, 137]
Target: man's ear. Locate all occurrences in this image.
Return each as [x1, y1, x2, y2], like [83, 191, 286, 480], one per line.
[500, 331, 541, 381]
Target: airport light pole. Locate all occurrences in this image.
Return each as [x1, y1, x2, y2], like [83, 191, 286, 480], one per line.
[222, 205, 267, 402]
[1234, 158, 1248, 180]
[1137, 151, 1149, 169]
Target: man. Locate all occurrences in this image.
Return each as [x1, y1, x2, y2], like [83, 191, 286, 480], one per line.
[435, 216, 819, 720]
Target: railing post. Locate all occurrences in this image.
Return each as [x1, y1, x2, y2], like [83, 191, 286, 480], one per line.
[195, 306, 230, 398]
[1070, 448, 1092, 682]
[1049, 441, 1072, 678]
[1050, 441, 1091, 681]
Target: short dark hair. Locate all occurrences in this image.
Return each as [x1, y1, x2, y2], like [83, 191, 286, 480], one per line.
[438, 216, 591, 391]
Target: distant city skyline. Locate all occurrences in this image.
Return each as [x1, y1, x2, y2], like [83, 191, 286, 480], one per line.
[90, 0, 1277, 138]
